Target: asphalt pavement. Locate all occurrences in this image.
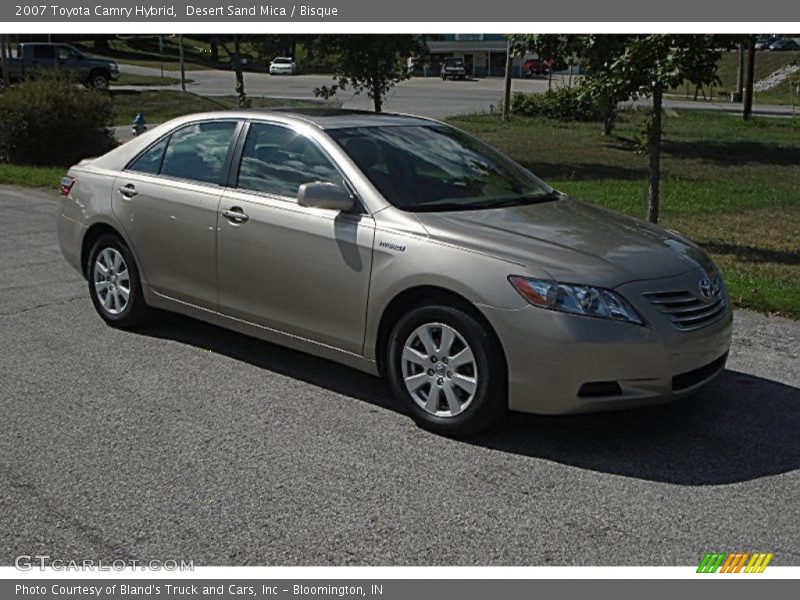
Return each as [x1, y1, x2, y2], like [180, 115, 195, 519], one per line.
[1, 185, 799, 566]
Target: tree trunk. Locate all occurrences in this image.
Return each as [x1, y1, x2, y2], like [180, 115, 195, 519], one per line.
[0, 34, 9, 91]
[372, 77, 382, 112]
[601, 102, 615, 136]
[210, 36, 219, 63]
[647, 83, 663, 224]
[743, 35, 756, 120]
[502, 40, 513, 121]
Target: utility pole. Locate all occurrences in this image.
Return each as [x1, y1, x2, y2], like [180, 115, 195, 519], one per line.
[179, 34, 186, 92]
[742, 35, 756, 120]
[732, 43, 744, 102]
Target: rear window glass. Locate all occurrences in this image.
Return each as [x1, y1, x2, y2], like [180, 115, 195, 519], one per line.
[159, 121, 237, 185]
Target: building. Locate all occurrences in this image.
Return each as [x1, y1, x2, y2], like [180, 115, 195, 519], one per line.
[422, 34, 528, 78]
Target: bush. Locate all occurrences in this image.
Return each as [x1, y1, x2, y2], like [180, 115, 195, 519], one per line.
[0, 72, 116, 166]
[510, 86, 604, 121]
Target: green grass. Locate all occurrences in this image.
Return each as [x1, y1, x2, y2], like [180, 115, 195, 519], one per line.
[448, 110, 800, 318]
[112, 72, 183, 86]
[0, 164, 65, 188]
[670, 49, 800, 105]
[110, 90, 321, 126]
[76, 38, 214, 72]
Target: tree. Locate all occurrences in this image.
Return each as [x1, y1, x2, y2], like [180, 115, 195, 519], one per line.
[310, 35, 427, 112]
[579, 35, 726, 223]
[502, 35, 527, 122]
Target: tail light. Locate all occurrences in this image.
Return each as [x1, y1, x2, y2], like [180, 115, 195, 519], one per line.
[59, 175, 76, 196]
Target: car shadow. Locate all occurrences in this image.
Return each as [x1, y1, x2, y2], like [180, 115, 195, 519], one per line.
[136, 312, 800, 486]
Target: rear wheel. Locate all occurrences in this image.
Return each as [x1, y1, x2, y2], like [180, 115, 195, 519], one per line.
[387, 304, 506, 437]
[87, 234, 150, 328]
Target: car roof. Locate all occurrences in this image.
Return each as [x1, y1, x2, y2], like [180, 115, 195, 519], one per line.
[177, 107, 441, 130]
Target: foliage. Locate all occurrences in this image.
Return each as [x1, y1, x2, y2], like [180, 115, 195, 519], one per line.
[0, 72, 115, 166]
[510, 87, 603, 121]
[310, 35, 428, 112]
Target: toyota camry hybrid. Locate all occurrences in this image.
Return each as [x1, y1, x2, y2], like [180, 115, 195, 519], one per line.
[57, 109, 732, 436]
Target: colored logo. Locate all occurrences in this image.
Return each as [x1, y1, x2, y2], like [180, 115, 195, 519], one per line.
[697, 552, 773, 573]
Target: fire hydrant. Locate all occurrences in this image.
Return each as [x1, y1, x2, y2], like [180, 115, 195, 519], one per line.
[131, 113, 147, 137]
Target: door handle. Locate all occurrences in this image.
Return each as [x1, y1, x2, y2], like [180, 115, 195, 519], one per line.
[118, 184, 138, 198]
[222, 207, 249, 223]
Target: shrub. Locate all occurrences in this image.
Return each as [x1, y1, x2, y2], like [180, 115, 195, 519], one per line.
[510, 86, 604, 121]
[0, 72, 116, 166]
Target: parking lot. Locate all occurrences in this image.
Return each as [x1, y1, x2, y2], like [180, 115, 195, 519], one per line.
[1, 185, 798, 565]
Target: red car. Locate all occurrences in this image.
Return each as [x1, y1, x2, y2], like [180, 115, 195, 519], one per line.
[523, 58, 551, 77]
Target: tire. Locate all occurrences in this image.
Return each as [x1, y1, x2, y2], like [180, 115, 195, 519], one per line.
[87, 234, 150, 328]
[387, 304, 506, 437]
[90, 72, 110, 90]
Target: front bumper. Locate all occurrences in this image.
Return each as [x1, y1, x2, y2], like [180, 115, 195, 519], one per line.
[482, 269, 733, 414]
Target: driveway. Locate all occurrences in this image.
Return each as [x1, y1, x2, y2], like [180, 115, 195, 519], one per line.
[1, 185, 798, 565]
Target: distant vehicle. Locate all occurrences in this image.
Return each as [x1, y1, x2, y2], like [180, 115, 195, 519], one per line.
[269, 57, 297, 75]
[440, 57, 467, 80]
[768, 38, 800, 51]
[523, 58, 551, 78]
[0, 43, 119, 90]
[754, 35, 779, 50]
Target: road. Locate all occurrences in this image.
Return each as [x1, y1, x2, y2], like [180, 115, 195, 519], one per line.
[1, 185, 799, 566]
[118, 64, 798, 121]
[118, 64, 553, 117]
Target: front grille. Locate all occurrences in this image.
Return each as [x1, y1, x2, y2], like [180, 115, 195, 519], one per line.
[643, 283, 727, 332]
[672, 352, 728, 391]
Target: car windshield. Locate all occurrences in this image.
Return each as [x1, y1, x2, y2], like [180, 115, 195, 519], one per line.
[273, 58, 292, 64]
[445, 58, 463, 66]
[330, 125, 556, 212]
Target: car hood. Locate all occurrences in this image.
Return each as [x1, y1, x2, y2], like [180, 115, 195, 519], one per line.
[413, 196, 714, 288]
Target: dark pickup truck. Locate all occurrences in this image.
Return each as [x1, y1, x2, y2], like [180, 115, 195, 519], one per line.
[1, 43, 119, 90]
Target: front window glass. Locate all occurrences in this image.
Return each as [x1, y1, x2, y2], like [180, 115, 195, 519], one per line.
[237, 123, 342, 198]
[160, 121, 237, 184]
[329, 125, 554, 212]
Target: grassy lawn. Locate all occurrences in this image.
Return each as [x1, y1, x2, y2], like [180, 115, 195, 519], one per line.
[76, 38, 213, 72]
[0, 164, 65, 187]
[448, 110, 800, 318]
[669, 49, 800, 105]
[109, 90, 322, 126]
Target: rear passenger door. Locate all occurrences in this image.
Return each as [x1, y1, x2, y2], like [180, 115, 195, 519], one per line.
[113, 120, 240, 308]
[216, 121, 375, 354]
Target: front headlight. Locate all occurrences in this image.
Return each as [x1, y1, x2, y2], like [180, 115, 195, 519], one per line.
[508, 276, 643, 325]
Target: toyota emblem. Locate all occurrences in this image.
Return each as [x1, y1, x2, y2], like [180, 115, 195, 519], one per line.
[698, 277, 713, 301]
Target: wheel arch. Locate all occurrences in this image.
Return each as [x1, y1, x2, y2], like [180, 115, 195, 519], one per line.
[80, 222, 124, 278]
[374, 285, 508, 380]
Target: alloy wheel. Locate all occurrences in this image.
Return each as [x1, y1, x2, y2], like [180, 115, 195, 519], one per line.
[93, 248, 130, 315]
[401, 322, 478, 417]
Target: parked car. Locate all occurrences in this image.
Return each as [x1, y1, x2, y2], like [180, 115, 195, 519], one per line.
[57, 109, 732, 436]
[754, 35, 779, 50]
[269, 57, 297, 75]
[523, 58, 551, 77]
[440, 57, 466, 80]
[768, 38, 800, 51]
[0, 43, 119, 90]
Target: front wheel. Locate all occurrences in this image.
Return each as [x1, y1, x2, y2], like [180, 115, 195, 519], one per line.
[387, 304, 506, 437]
[90, 72, 110, 90]
[87, 234, 150, 328]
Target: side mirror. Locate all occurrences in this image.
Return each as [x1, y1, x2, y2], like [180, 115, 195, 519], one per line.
[297, 182, 355, 212]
